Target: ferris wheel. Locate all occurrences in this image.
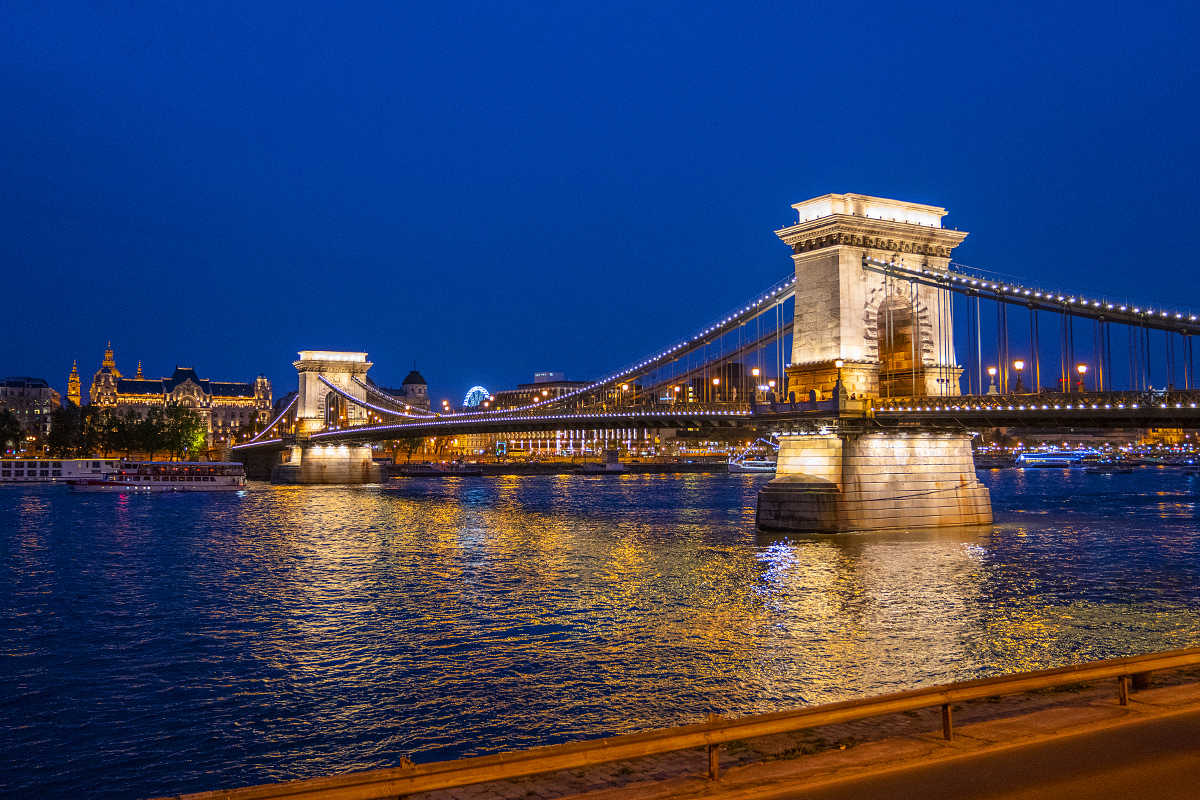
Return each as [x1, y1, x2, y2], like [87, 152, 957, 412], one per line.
[463, 385, 491, 407]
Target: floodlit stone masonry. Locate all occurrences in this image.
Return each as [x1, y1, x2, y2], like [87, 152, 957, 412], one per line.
[757, 432, 992, 532]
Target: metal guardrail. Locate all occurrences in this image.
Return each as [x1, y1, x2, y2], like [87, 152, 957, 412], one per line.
[156, 646, 1200, 800]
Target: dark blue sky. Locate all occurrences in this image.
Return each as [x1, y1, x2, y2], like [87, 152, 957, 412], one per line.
[3, 1, 1197, 405]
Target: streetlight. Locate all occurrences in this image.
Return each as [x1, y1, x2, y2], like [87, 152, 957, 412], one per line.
[712, 377, 720, 403]
[1076, 364, 1087, 393]
[1013, 360, 1025, 393]
[834, 359, 844, 399]
[987, 367, 999, 395]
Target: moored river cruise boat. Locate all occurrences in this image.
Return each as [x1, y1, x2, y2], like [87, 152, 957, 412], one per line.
[68, 461, 247, 492]
[727, 437, 779, 473]
[0, 458, 116, 483]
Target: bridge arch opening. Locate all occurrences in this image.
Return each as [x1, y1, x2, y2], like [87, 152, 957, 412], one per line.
[324, 391, 344, 428]
[877, 294, 919, 398]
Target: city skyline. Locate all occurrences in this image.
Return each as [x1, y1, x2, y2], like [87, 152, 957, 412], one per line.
[4, 2, 1198, 403]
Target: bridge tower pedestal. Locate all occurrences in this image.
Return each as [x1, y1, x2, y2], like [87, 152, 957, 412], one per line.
[758, 195, 990, 532]
[270, 350, 381, 484]
[272, 444, 381, 484]
[756, 429, 991, 533]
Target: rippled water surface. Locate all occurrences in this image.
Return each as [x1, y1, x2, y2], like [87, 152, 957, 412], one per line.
[3, 469, 1200, 798]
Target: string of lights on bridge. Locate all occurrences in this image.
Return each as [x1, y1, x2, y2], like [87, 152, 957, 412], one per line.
[425, 272, 800, 419]
[868, 256, 1200, 326]
[351, 377, 438, 417]
[238, 394, 297, 447]
[307, 407, 755, 443]
[875, 398, 1200, 413]
[236, 254, 1200, 451]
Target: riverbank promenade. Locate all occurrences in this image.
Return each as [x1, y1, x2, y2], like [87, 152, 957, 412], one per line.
[163, 652, 1200, 800]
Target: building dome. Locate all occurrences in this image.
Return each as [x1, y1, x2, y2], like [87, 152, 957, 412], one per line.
[90, 342, 122, 405]
[402, 370, 426, 386]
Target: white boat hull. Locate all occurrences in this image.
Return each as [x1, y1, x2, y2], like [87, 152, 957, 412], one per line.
[69, 478, 246, 492]
[68, 461, 247, 492]
[728, 459, 777, 473]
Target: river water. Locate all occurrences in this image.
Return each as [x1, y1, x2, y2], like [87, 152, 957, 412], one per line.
[3, 468, 1200, 798]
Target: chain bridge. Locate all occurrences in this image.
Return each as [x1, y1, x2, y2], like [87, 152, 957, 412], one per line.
[235, 193, 1200, 532]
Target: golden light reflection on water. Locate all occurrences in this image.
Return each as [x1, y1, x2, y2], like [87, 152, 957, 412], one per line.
[83, 473, 1200, 755]
[6, 471, 1200, 793]
[747, 526, 997, 704]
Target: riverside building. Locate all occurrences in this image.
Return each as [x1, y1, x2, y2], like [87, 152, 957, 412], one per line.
[0, 377, 61, 440]
[83, 343, 272, 446]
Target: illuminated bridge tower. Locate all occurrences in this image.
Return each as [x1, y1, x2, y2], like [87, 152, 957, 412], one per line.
[294, 350, 373, 435]
[758, 194, 990, 533]
[273, 350, 381, 484]
[778, 193, 968, 400]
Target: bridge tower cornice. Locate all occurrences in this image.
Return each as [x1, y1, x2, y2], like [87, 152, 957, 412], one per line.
[292, 351, 373, 376]
[776, 215, 968, 258]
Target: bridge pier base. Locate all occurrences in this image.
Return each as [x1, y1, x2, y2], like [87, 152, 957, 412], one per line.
[271, 444, 381, 484]
[756, 431, 991, 533]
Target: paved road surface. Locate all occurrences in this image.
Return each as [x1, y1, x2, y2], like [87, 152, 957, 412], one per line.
[777, 708, 1200, 800]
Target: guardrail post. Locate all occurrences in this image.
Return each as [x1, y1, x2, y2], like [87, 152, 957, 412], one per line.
[1118, 675, 1130, 706]
[384, 756, 415, 799]
[941, 703, 953, 740]
[707, 713, 722, 780]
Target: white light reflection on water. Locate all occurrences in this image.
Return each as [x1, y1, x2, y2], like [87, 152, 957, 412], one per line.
[2, 469, 1200, 799]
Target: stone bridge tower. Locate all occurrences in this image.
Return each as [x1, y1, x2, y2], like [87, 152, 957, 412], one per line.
[293, 350, 373, 436]
[275, 350, 379, 484]
[758, 194, 991, 533]
[777, 194, 968, 400]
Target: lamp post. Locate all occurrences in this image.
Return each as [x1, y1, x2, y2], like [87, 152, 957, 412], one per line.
[1013, 360, 1025, 393]
[751, 368, 760, 402]
[1076, 364, 1087, 393]
[834, 359, 845, 400]
[712, 377, 720, 403]
[986, 367, 999, 395]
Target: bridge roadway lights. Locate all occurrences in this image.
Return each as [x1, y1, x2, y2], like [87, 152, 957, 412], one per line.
[756, 428, 992, 533]
[272, 444, 381, 484]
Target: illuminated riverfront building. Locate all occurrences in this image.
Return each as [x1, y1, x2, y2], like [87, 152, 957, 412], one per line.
[84, 344, 272, 445]
[491, 372, 589, 411]
[0, 377, 61, 439]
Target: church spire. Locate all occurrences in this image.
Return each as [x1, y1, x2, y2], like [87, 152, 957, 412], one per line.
[99, 341, 121, 378]
[68, 360, 81, 406]
[135, 361, 143, 380]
